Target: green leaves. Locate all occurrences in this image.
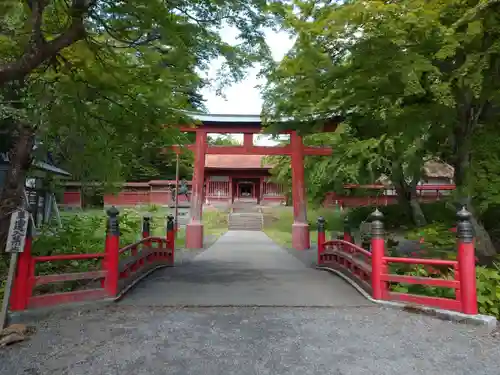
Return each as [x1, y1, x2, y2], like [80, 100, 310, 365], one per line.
[476, 263, 500, 317]
[0, 0, 280, 186]
[262, 0, 500, 227]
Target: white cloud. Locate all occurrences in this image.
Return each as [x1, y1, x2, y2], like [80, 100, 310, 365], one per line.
[200, 26, 295, 146]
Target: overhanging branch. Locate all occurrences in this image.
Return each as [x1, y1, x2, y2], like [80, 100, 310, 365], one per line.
[0, 0, 95, 86]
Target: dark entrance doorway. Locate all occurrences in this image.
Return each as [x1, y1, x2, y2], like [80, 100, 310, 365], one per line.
[238, 182, 254, 199]
[232, 178, 260, 203]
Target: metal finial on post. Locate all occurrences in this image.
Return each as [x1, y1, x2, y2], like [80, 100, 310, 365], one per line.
[317, 216, 326, 232]
[106, 206, 120, 235]
[142, 214, 152, 237]
[456, 206, 473, 244]
[167, 214, 175, 231]
[370, 208, 384, 238]
[142, 213, 152, 233]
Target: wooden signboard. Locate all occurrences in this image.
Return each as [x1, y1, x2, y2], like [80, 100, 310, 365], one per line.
[5, 209, 29, 253]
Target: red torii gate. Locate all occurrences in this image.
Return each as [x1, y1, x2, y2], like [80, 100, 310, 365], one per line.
[174, 113, 336, 250]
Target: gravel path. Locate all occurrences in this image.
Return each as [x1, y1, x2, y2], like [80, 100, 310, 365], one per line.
[1, 231, 498, 374]
[1, 305, 498, 375]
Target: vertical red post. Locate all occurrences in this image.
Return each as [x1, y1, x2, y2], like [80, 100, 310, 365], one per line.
[104, 206, 120, 297]
[166, 214, 175, 265]
[142, 214, 151, 241]
[142, 214, 152, 264]
[456, 206, 478, 314]
[317, 216, 326, 265]
[186, 129, 207, 249]
[10, 220, 33, 311]
[290, 131, 310, 250]
[243, 133, 253, 151]
[370, 209, 386, 300]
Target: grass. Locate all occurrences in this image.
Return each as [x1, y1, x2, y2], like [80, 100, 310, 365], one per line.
[262, 206, 343, 248]
[59, 206, 228, 249]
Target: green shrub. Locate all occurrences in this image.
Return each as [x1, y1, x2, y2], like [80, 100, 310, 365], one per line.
[476, 264, 500, 317]
[308, 207, 343, 232]
[265, 207, 343, 233]
[390, 264, 456, 299]
[405, 223, 456, 254]
[347, 201, 456, 230]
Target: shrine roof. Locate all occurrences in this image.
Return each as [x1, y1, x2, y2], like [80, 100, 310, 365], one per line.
[179, 111, 341, 132]
[205, 155, 273, 169]
[186, 112, 263, 124]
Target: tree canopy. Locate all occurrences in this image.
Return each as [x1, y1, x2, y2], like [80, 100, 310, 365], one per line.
[0, 0, 281, 251]
[262, 0, 500, 255]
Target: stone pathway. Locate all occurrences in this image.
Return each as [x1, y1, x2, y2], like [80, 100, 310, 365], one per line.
[1, 231, 498, 375]
[122, 231, 370, 307]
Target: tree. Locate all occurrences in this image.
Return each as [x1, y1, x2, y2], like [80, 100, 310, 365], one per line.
[208, 134, 241, 145]
[262, 0, 500, 255]
[0, 0, 277, 252]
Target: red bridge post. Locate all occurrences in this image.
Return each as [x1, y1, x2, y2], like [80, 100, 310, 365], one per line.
[167, 214, 175, 264]
[370, 209, 387, 300]
[104, 207, 120, 297]
[142, 214, 152, 247]
[317, 216, 326, 265]
[10, 219, 33, 311]
[456, 207, 478, 314]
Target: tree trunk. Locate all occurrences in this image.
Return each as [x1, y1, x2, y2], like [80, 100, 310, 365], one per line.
[452, 108, 497, 257]
[393, 179, 427, 227]
[453, 166, 497, 257]
[392, 162, 427, 227]
[0, 122, 35, 254]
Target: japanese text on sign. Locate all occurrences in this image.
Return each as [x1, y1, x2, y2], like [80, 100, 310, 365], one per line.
[5, 209, 29, 253]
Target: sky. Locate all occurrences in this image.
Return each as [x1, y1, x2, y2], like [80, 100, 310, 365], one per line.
[199, 26, 295, 145]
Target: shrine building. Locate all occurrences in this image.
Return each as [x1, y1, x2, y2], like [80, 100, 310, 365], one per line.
[204, 154, 285, 206]
[61, 112, 455, 251]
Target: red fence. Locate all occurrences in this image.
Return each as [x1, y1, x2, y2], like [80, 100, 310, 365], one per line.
[9, 208, 175, 311]
[317, 207, 478, 315]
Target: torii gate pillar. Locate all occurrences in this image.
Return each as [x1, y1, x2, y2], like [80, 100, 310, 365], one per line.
[290, 131, 310, 250]
[185, 130, 206, 249]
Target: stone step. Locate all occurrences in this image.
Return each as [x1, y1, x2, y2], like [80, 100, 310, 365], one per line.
[228, 213, 263, 231]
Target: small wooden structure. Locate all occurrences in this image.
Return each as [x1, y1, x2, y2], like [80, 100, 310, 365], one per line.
[0, 154, 70, 228]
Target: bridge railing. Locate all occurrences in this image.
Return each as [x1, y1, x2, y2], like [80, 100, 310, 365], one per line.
[317, 207, 478, 315]
[9, 207, 175, 312]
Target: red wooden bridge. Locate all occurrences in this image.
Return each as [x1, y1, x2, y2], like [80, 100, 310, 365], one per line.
[3, 205, 495, 375]
[7, 206, 478, 316]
